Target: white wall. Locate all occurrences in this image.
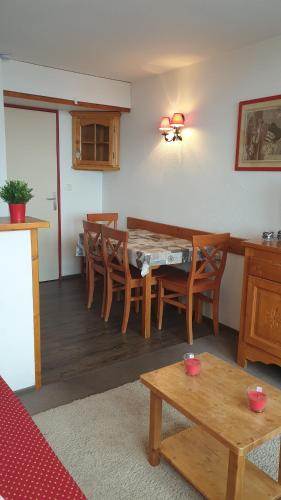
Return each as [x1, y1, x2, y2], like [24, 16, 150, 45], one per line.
[1, 60, 131, 275]
[103, 35, 281, 330]
[2, 60, 130, 108]
[0, 230, 35, 390]
[59, 111, 102, 275]
[0, 62, 7, 216]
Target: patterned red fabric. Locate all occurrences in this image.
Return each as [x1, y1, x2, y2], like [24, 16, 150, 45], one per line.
[0, 377, 86, 500]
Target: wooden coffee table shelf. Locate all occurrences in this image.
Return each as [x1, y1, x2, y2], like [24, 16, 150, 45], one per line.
[161, 427, 281, 499]
[140, 353, 281, 500]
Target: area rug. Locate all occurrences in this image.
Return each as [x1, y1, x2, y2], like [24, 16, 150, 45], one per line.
[33, 381, 280, 499]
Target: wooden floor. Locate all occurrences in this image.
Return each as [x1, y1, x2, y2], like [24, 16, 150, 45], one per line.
[40, 276, 212, 385]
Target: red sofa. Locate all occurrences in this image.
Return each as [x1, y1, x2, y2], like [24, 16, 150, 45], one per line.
[0, 377, 86, 499]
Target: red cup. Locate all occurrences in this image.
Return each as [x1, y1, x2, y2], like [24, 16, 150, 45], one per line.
[247, 385, 267, 413]
[184, 353, 201, 376]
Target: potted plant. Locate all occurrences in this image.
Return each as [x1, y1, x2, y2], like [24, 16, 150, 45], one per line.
[0, 179, 33, 223]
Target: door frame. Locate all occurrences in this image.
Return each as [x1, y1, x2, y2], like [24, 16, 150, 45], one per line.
[4, 103, 62, 279]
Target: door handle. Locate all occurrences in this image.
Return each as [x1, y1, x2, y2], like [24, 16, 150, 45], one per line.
[46, 194, 57, 211]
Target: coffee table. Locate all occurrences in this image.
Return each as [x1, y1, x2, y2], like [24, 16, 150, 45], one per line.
[140, 353, 281, 499]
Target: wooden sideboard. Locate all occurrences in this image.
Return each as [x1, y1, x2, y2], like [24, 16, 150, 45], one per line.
[237, 239, 281, 368]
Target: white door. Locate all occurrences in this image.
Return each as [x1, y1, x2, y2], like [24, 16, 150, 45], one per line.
[5, 107, 59, 282]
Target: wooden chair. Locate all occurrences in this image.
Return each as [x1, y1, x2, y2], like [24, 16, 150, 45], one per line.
[83, 220, 106, 316]
[157, 233, 230, 344]
[87, 212, 118, 228]
[102, 226, 166, 334]
[83, 213, 118, 278]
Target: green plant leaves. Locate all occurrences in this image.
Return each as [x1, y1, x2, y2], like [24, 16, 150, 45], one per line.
[0, 179, 33, 204]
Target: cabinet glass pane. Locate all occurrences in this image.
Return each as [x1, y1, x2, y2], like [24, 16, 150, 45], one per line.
[96, 124, 110, 161]
[81, 123, 95, 160]
[96, 143, 109, 161]
[96, 124, 109, 143]
[81, 143, 95, 160]
[81, 124, 95, 142]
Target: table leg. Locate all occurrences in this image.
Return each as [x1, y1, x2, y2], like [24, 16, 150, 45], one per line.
[142, 270, 152, 338]
[80, 256, 85, 275]
[226, 451, 245, 499]
[148, 391, 162, 466]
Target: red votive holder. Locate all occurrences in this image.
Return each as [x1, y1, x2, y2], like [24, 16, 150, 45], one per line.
[247, 385, 267, 413]
[183, 353, 201, 376]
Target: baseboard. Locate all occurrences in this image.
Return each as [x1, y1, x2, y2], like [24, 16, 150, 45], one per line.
[15, 385, 35, 395]
[60, 273, 82, 280]
[203, 315, 238, 336]
[40, 274, 82, 283]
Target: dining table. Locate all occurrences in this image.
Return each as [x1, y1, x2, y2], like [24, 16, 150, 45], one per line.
[76, 228, 194, 338]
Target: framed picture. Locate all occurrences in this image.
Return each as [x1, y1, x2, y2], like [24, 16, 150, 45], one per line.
[235, 94, 281, 171]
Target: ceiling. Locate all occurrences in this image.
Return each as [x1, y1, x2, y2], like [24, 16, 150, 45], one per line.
[1, 0, 281, 82]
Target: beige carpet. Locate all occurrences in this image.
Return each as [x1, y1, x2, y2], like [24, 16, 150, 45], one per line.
[33, 381, 280, 499]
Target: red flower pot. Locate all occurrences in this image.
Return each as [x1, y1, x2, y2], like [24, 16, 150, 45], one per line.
[9, 203, 26, 223]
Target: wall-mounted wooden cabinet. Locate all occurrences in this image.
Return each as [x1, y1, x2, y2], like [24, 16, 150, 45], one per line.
[70, 111, 120, 171]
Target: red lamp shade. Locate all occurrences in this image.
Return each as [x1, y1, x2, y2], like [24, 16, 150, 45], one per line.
[171, 113, 185, 128]
[159, 116, 172, 131]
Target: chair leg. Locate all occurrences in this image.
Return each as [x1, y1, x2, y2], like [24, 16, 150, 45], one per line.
[122, 285, 131, 334]
[157, 280, 164, 330]
[135, 287, 140, 313]
[155, 285, 159, 321]
[104, 273, 113, 322]
[194, 296, 203, 323]
[101, 273, 107, 319]
[185, 295, 194, 345]
[85, 257, 89, 281]
[81, 256, 85, 276]
[212, 289, 220, 336]
[87, 264, 95, 309]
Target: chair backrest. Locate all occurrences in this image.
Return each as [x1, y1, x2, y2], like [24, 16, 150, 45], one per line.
[87, 212, 118, 229]
[101, 225, 129, 278]
[83, 220, 104, 266]
[188, 233, 230, 289]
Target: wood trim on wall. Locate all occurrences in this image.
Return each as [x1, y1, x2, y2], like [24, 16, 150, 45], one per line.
[31, 229, 42, 389]
[55, 111, 62, 278]
[127, 217, 246, 256]
[228, 237, 246, 256]
[4, 90, 131, 113]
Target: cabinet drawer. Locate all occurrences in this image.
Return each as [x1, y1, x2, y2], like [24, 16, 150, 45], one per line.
[244, 276, 281, 358]
[248, 257, 281, 283]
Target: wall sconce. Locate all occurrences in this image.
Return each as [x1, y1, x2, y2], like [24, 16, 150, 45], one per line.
[159, 113, 185, 142]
